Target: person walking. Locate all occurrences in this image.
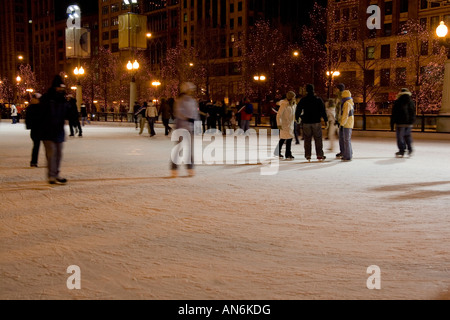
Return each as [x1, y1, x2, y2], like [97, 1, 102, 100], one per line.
[11, 104, 18, 124]
[67, 95, 82, 137]
[39, 75, 69, 184]
[338, 89, 355, 161]
[159, 98, 173, 136]
[391, 88, 416, 158]
[25, 93, 43, 167]
[133, 101, 140, 129]
[171, 82, 199, 178]
[238, 97, 253, 132]
[295, 84, 328, 162]
[274, 91, 297, 160]
[145, 101, 158, 137]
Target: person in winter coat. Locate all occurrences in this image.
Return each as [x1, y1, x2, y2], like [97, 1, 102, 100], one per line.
[390, 88, 416, 157]
[238, 97, 253, 132]
[295, 84, 328, 161]
[171, 82, 199, 178]
[25, 93, 43, 167]
[67, 95, 82, 137]
[80, 102, 89, 126]
[338, 89, 355, 161]
[11, 104, 18, 124]
[159, 98, 173, 136]
[145, 101, 159, 137]
[39, 75, 70, 184]
[274, 91, 297, 159]
[135, 101, 147, 135]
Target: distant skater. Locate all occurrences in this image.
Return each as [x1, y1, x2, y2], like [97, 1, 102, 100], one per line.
[391, 88, 416, 158]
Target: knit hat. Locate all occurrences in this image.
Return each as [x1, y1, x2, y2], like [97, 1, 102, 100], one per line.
[336, 83, 345, 92]
[306, 84, 314, 94]
[399, 88, 411, 95]
[286, 91, 296, 100]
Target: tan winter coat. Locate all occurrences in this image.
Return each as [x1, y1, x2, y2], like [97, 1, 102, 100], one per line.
[276, 99, 296, 139]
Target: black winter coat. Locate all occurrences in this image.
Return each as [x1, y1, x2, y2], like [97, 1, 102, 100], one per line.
[391, 93, 416, 129]
[38, 88, 69, 143]
[296, 93, 328, 124]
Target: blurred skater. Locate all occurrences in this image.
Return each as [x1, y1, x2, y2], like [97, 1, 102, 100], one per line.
[25, 93, 43, 167]
[391, 88, 416, 158]
[171, 82, 199, 178]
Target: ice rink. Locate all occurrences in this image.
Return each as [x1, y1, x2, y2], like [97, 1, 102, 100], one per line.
[1, 120, 449, 300]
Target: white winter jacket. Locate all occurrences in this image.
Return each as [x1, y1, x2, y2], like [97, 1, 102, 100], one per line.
[276, 99, 296, 139]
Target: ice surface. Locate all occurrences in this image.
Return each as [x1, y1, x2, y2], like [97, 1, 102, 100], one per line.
[1, 120, 449, 300]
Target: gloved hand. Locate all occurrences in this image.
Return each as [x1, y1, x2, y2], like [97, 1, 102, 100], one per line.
[277, 125, 282, 131]
[335, 121, 340, 128]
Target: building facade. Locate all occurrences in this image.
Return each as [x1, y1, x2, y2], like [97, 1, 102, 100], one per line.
[0, 0, 32, 84]
[328, 0, 450, 112]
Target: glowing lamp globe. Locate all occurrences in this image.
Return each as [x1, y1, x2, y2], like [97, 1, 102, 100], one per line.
[436, 21, 448, 38]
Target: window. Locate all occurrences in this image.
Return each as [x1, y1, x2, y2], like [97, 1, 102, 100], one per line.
[229, 48, 233, 57]
[380, 69, 390, 87]
[381, 44, 390, 59]
[184, 13, 188, 22]
[111, 3, 120, 13]
[238, 17, 242, 27]
[111, 17, 119, 26]
[230, 18, 234, 29]
[102, 31, 109, 40]
[420, 0, 428, 10]
[342, 28, 349, 42]
[238, 2, 242, 11]
[384, 23, 392, 36]
[366, 46, 375, 60]
[112, 43, 119, 52]
[421, 41, 428, 56]
[111, 29, 118, 39]
[230, 34, 235, 42]
[430, 16, 440, 31]
[385, 2, 393, 15]
[102, 6, 109, 15]
[396, 43, 407, 57]
[400, 0, 408, 13]
[351, 7, 358, 20]
[230, 4, 234, 13]
[350, 48, 356, 61]
[364, 70, 375, 87]
[334, 29, 340, 42]
[395, 68, 407, 86]
[341, 49, 347, 62]
[334, 9, 340, 22]
[350, 28, 357, 41]
[342, 8, 349, 21]
[102, 19, 109, 28]
[420, 18, 427, 29]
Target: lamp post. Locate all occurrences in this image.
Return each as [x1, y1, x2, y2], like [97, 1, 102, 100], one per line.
[127, 59, 139, 118]
[436, 20, 450, 132]
[326, 70, 340, 99]
[74, 66, 85, 111]
[254, 75, 266, 125]
[152, 80, 161, 100]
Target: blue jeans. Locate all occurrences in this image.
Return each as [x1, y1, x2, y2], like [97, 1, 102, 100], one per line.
[396, 126, 413, 154]
[240, 120, 250, 132]
[339, 127, 353, 160]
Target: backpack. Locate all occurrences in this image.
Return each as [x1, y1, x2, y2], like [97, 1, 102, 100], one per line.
[245, 103, 253, 114]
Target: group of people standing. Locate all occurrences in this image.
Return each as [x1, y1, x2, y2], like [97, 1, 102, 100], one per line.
[274, 83, 355, 162]
[134, 98, 174, 137]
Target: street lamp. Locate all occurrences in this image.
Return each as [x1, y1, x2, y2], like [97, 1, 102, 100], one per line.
[73, 66, 85, 111]
[253, 74, 267, 125]
[436, 20, 450, 132]
[326, 70, 340, 99]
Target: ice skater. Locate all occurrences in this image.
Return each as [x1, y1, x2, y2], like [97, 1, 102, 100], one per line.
[295, 84, 328, 162]
[170, 82, 199, 178]
[390, 88, 416, 158]
[274, 91, 297, 160]
[338, 89, 355, 162]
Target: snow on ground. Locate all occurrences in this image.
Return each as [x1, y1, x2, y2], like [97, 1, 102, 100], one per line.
[0, 120, 449, 300]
